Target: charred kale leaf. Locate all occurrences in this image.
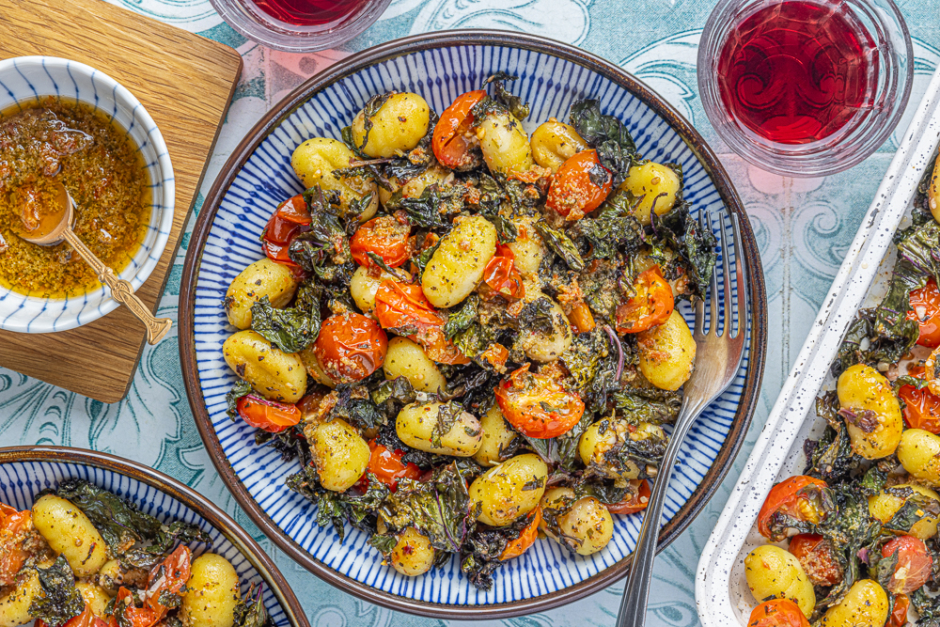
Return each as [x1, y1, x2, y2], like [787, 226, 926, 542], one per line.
[29, 557, 84, 627]
[226, 380, 253, 419]
[573, 191, 646, 259]
[378, 463, 472, 553]
[482, 72, 530, 121]
[535, 221, 584, 271]
[650, 204, 717, 298]
[444, 294, 479, 339]
[287, 468, 390, 541]
[613, 387, 681, 425]
[55, 479, 209, 569]
[250, 288, 321, 354]
[568, 99, 638, 185]
[385, 184, 462, 230]
[233, 584, 273, 627]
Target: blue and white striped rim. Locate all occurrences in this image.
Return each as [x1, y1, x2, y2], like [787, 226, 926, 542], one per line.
[0, 56, 175, 334]
[180, 32, 767, 618]
[0, 447, 308, 627]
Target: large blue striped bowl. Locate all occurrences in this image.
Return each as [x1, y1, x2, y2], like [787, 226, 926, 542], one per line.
[0, 447, 309, 627]
[0, 57, 175, 334]
[179, 31, 767, 618]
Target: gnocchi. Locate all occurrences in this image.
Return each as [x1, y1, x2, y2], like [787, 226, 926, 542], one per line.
[396, 402, 483, 457]
[836, 364, 903, 459]
[291, 137, 378, 221]
[473, 404, 518, 467]
[818, 580, 888, 627]
[307, 418, 371, 492]
[530, 119, 589, 173]
[421, 215, 498, 308]
[377, 521, 436, 577]
[352, 92, 431, 158]
[637, 309, 696, 390]
[225, 258, 298, 330]
[223, 330, 307, 403]
[897, 428, 940, 485]
[470, 454, 547, 527]
[539, 487, 614, 556]
[180, 554, 240, 627]
[617, 162, 681, 226]
[32, 494, 109, 576]
[0, 571, 41, 627]
[476, 110, 534, 175]
[744, 545, 815, 618]
[383, 337, 447, 393]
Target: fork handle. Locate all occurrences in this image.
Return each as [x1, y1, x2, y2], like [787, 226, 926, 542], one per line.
[616, 395, 709, 627]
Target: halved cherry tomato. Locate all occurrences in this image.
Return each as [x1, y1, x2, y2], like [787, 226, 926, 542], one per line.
[616, 266, 674, 334]
[757, 476, 829, 541]
[899, 383, 940, 434]
[607, 480, 651, 515]
[374, 281, 470, 365]
[499, 507, 542, 561]
[479, 343, 509, 371]
[314, 312, 388, 383]
[483, 245, 524, 299]
[261, 194, 311, 269]
[887, 593, 910, 627]
[236, 395, 302, 433]
[881, 536, 933, 594]
[747, 599, 810, 627]
[350, 216, 412, 269]
[375, 281, 445, 329]
[787, 533, 842, 586]
[365, 441, 421, 490]
[546, 150, 612, 220]
[495, 364, 585, 439]
[907, 279, 940, 348]
[567, 301, 596, 334]
[117, 545, 192, 627]
[432, 90, 487, 169]
[0, 502, 31, 587]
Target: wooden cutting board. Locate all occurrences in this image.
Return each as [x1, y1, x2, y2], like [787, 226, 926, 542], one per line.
[0, 0, 242, 403]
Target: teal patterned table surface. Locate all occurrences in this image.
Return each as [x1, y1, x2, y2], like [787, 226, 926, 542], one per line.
[2, 1, 938, 625]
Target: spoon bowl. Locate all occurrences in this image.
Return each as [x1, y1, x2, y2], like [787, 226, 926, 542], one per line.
[19, 179, 173, 345]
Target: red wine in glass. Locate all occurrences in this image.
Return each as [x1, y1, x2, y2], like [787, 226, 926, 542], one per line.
[248, 0, 373, 26]
[717, 0, 878, 144]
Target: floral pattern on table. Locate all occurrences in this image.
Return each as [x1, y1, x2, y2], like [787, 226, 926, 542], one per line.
[3, 1, 940, 625]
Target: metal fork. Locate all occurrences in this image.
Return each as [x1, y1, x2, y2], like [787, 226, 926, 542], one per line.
[615, 209, 749, 627]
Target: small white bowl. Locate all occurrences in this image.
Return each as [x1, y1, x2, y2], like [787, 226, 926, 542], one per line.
[0, 56, 175, 333]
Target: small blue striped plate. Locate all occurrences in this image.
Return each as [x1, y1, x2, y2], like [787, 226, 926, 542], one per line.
[0, 57, 174, 334]
[0, 447, 309, 627]
[179, 31, 767, 619]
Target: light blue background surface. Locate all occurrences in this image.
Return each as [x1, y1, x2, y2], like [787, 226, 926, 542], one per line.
[1, 1, 938, 625]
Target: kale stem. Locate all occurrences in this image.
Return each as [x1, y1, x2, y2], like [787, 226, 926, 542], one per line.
[603, 324, 624, 381]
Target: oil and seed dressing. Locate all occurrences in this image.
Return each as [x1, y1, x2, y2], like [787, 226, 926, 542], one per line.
[0, 99, 151, 297]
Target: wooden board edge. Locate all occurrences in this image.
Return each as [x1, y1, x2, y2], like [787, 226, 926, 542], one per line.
[107, 46, 243, 405]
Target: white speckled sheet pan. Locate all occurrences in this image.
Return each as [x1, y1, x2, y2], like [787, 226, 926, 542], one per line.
[695, 65, 940, 626]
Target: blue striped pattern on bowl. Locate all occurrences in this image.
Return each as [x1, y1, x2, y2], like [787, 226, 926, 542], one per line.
[192, 44, 752, 606]
[0, 56, 175, 334]
[0, 456, 290, 627]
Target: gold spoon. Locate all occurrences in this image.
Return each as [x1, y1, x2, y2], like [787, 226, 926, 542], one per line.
[20, 179, 172, 345]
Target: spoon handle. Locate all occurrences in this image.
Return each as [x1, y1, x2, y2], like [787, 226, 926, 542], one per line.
[63, 229, 172, 345]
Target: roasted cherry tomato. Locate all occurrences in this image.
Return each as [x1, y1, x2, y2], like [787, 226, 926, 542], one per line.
[236, 395, 302, 433]
[545, 150, 612, 220]
[881, 536, 934, 594]
[314, 312, 388, 383]
[375, 281, 445, 329]
[0, 502, 31, 587]
[607, 480, 651, 515]
[787, 533, 842, 587]
[757, 476, 829, 541]
[479, 343, 509, 371]
[907, 279, 940, 348]
[261, 194, 310, 268]
[117, 545, 192, 627]
[899, 382, 940, 434]
[747, 599, 810, 627]
[432, 90, 486, 169]
[499, 507, 542, 561]
[350, 216, 412, 269]
[616, 266, 674, 334]
[38, 605, 110, 627]
[567, 301, 596, 334]
[483, 245, 524, 299]
[886, 593, 910, 627]
[374, 281, 469, 365]
[495, 364, 585, 439]
[366, 441, 421, 490]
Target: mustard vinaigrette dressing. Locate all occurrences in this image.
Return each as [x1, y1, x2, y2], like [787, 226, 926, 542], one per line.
[0, 98, 151, 298]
